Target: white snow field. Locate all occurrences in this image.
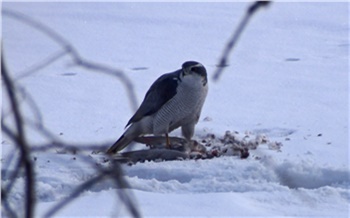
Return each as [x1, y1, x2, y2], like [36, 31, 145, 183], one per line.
[2, 2, 349, 217]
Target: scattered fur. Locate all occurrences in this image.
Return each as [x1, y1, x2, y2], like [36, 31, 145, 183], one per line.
[105, 130, 283, 164]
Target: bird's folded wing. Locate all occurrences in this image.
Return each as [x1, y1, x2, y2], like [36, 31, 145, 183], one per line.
[126, 70, 181, 127]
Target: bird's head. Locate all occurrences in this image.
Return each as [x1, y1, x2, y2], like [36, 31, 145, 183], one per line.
[181, 61, 207, 85]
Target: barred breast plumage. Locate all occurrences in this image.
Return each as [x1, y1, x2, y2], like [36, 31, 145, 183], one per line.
[154, 72, 208, 137]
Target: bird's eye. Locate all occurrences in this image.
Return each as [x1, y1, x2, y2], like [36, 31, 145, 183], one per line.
[190, 66, 206, 77]
[191, 67, 198, 73]
[192, 67, 202, 74]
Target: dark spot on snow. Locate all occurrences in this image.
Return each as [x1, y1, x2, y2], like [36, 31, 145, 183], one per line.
[317, 133, 322, 137]
[203, 116, 212, 122]
[305, 151, 313, 155]
[61, 72, 77, 76]
[131, 67, 148, 71]
[285, 58, 300, 62]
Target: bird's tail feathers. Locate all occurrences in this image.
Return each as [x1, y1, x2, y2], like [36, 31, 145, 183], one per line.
[106, 134, 134, 154]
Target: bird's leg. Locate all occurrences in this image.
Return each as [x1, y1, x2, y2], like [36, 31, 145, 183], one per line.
[165, 133, 171, 149]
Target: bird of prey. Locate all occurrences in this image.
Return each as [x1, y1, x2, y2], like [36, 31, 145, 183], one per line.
[107, 61, 208, 154]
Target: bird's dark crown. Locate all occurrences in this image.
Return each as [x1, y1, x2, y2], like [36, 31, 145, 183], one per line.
[181, 61, 207, 78]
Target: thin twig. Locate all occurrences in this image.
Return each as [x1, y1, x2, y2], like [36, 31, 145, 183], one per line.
[71, 57, 138, 111]
[44, 160, 140, 217]
[1, 127, 23, 200]
[43, 173, 107, 218]
[212, 1, 271, 81]
[2, 84, 44, 131]
[108, 162, 141, 218]
[16, 86, 44, 128]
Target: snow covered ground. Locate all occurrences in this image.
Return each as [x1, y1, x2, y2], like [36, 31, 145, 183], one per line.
[2, 2, 349, 217]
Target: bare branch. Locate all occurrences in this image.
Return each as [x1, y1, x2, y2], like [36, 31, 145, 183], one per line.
[2, 55, 36, 218]
[16, 49, 68, 81]
[1, 188, 18, 218]
[3, 9, 138, 111]
[212, 1, 271, 81]
[106, 162, 141, 218]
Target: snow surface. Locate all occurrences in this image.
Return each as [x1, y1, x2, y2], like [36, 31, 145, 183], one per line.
[2, 2, 349, 217]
